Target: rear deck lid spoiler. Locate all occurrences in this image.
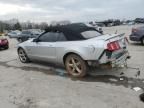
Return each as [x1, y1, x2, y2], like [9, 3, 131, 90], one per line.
[105, 33, 125, 41]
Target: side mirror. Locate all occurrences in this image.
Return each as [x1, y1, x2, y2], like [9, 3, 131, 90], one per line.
[33, 38, 39, 42]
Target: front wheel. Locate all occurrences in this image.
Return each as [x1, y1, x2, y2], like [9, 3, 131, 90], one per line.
[18, 48, 30, 63]
[65, 54, 88, 78]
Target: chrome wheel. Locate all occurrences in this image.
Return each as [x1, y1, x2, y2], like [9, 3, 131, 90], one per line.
[65, 54, 87, 77]
[68, 58, 82, 75]
[18, 48, 29, 63]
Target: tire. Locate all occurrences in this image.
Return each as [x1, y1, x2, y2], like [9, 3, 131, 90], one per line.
[141, 37, 144, 45]
[65, 54, 88, 78]
[18, 48, 30, 63]
[5, 45, 9, 49]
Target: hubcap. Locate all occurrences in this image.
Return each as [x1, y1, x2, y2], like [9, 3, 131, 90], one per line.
[67, 57, 82, 75]
[18, 49, 27, 62]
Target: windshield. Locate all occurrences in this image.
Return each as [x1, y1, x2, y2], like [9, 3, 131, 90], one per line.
[81, 30, 101, 39]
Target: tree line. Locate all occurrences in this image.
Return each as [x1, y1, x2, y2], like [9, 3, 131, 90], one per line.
[0, 21, 49, 32]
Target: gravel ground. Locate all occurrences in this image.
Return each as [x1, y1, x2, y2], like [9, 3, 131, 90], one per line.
[0, 24, 144, 108]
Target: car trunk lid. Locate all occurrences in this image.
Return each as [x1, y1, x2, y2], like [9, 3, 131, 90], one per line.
[89, 33, 127, 50]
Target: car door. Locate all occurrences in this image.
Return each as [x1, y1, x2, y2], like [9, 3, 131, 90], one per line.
[27, 32, 57, 63]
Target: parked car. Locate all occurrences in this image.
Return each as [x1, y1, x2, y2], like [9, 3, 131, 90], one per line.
[85, 23, 103, 34]
[135, 18, 144, 24]
[0, 36, 9, 50]
[8, 30, 21, 38]
[17, 23, 130, 77]
[129, 26, 144, 45]
[17, 30, 42, 43]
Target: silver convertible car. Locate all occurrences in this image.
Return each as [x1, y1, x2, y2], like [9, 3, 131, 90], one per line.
[17, 23, 130, 77]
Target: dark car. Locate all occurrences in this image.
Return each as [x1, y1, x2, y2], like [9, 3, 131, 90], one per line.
[17, 30, 42, 43]
[135, 18, 144, 23]
[0, 37, 9, 50]
[129, 26, 144, 45]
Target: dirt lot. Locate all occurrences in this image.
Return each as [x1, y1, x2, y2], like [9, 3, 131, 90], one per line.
[0, 25, 144, 108]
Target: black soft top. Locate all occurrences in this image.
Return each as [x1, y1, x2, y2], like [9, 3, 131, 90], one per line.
[45, 23, 98, 41]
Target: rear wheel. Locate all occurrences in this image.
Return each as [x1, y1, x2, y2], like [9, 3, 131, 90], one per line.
[65, 54, 87, 78]
[18, 48, 30, 63]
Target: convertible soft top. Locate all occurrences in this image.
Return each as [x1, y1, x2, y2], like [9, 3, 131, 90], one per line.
[45, 23, 98, 41]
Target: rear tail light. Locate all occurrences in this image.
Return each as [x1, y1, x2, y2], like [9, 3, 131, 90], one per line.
[107, 41, 120, 51]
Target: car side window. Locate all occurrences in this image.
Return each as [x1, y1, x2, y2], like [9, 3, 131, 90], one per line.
[38, 32, 57, 42]
[57, 33, 67, 41]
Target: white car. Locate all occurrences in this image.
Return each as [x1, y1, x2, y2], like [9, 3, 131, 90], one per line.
[8, 30, 21, 38]
[17, 23, 130, 77]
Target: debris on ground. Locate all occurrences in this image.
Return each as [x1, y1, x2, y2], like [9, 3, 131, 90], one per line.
[119, 77, 124, 81]
[120, 72, 124, 75]
[55, 69, 66, 76]
[109, 78, 118, 82]
[126, 66, 141, 77]
[133, 87, 142, 92]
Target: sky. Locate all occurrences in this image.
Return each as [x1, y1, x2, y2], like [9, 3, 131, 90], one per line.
[0, 0, 143, 23]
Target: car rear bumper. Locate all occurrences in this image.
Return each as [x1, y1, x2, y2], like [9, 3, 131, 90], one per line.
[0, 44, 8, 48]
[88, 50, 130, 68]
[0, 42, 9, 48]
[109, 51, 130, 68]
[129, 35, 141, 41]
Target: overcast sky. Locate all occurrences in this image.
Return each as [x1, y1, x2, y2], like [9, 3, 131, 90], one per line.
[0, 0, 143, 22]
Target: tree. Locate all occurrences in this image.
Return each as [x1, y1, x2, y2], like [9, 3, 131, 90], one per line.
[4, 23, 11, 31]
[14, 22, 22, 30]
[0, 21, 4, 32]
[39, 22, 48, 30]
[28, 23, 33, 29]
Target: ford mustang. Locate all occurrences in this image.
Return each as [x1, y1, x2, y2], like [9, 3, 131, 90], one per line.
[17, 23, 130, 77]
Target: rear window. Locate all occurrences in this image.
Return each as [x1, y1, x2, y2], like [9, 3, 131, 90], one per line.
[81, 30, 101, 39]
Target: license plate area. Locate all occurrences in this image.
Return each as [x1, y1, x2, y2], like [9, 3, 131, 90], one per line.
[111, 52, 128, 67]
